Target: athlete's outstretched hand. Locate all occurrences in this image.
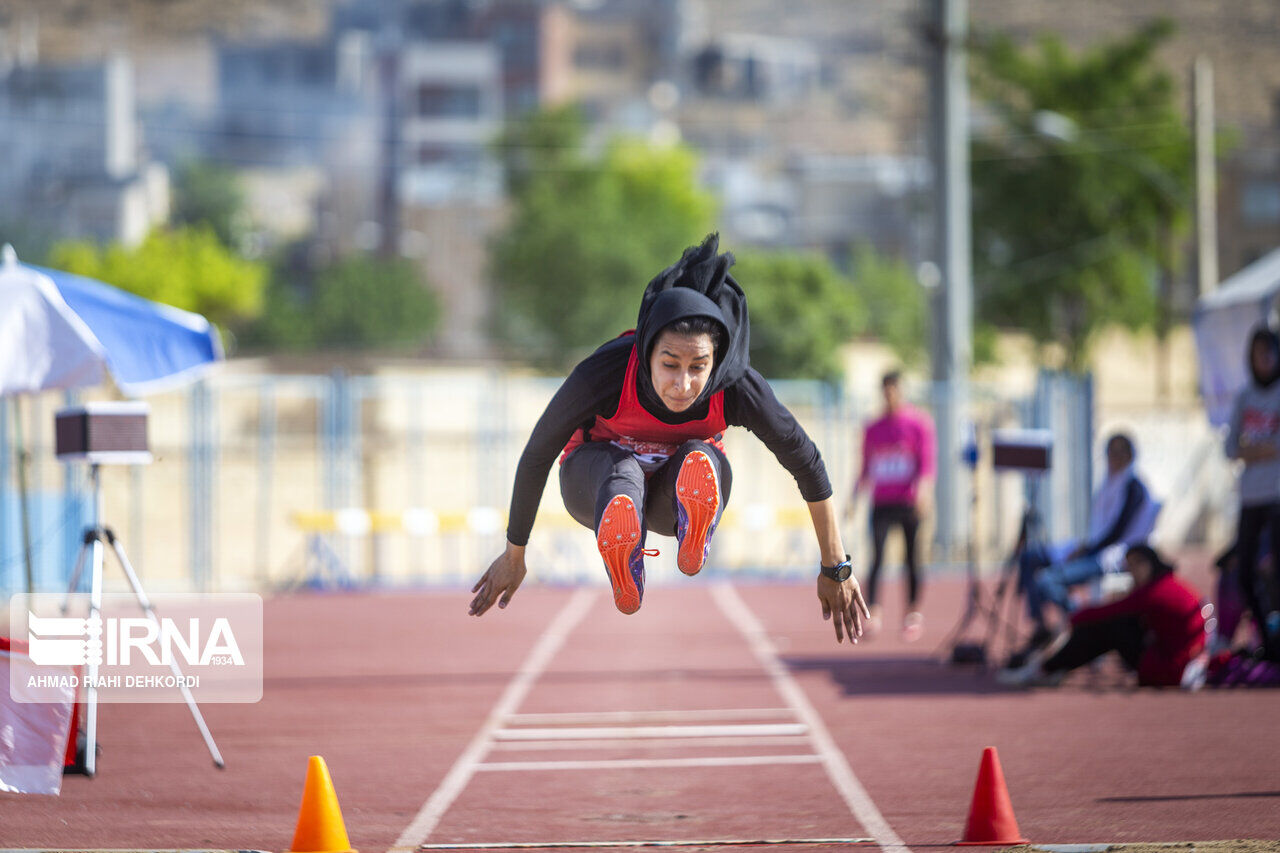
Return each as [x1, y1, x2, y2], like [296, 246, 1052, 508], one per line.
[470, 544, 527, 616]
[816, 574, 871, 644]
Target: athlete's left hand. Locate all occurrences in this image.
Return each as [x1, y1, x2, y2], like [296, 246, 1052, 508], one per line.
[816, 574, 870, 644]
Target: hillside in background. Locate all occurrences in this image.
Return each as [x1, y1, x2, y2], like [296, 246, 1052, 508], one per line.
[0, 0, 333, 59]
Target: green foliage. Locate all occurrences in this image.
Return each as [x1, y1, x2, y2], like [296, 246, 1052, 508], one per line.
[490, 107, 717, 366]
[849, 244, 928, 366]
[495, 103, 588, 200]
[171, 160, 249, 251]
[244, 251, 440, 351]
[734, 250, 864, 382]
[970, 19, 1193, 370]
[48, 226, 266, 329]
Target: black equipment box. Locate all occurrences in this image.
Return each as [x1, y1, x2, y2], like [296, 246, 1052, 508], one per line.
[991, 428, 1052, 472]
[55, 402, 153, 465]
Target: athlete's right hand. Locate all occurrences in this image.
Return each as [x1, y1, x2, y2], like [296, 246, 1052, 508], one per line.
[469, 543, 527, 616]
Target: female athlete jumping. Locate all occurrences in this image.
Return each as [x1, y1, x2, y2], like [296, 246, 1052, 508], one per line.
[468, 235, 869, 643]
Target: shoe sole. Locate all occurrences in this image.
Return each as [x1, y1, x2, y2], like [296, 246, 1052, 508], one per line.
[598, 495, 643, 614]
[676, 451, 719, 576]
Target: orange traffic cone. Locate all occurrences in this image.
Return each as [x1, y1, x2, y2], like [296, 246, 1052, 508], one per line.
[288, 756, 356, 853]
[955, 747, 1029, 845]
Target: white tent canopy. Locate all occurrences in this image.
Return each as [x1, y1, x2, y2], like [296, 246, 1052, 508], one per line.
[1193, 246, 1280, 426]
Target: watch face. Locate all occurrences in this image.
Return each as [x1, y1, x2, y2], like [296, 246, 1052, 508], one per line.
[825, 562, 851, 582]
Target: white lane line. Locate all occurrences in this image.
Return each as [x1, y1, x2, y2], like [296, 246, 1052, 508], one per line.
[711, 583, 910, 853]
[493, 723, 806, 741]
[393, 588, 597, 851]
[489, 734, 813, 751]
[476, 754, 822, 772]
[504, 708, 796, 726]
[405, 835, 876, 849]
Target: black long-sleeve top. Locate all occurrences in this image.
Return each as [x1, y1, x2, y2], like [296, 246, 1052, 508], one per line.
[505, 339, 833, 546]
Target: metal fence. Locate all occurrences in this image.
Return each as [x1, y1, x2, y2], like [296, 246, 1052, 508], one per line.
[2, 364, 1206, 597]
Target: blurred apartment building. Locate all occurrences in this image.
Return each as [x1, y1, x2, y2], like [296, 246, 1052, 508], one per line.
[0, 54, 169, 249]
[681, 23, 927, 261]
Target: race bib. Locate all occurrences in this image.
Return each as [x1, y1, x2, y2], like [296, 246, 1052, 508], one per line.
[612, 438, 678, 473]
[868, 448, 915, 484]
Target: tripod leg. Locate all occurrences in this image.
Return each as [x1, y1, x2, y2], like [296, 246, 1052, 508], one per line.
[83, 531, 105, 778]
[60, 535, 90, 614]
[105, 529, 226, 769]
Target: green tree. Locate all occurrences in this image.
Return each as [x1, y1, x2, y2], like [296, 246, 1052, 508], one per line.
[490, 107, 716, 366]
[48, 226, 266, 329]
[849, 244, 928, 366]
[243, 251, 440, 351]
[495, 103, 588, 200]
[970, 20, 1193, 370]
[171, 160, 249, 251]
[734, 250, 865, 382]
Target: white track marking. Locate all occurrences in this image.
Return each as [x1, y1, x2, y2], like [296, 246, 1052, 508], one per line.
[476, 754, 823, 772]
[493, 723, 807, 740]
[504, 708, 795, 725]
[489, 735, 813, 751]
[405, 835, 876, 850]
[393, 589, 597, 850]
[711, 583, 910, 853]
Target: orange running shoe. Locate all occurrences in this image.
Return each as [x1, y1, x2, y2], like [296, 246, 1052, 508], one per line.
[675, 450, 720, 576]
[597, 494, 655, 614]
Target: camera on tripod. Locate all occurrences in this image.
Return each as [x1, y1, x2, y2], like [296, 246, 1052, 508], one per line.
[946, 427, 1053, 666]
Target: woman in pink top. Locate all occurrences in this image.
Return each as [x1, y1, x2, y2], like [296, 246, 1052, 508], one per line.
[852, 371, 936, 640]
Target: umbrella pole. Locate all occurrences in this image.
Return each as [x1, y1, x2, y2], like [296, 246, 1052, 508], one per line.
[13, 397, 34, 593]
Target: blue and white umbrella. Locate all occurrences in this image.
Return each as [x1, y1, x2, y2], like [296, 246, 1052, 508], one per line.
[0, 244, 223, 396]
[0, 243, 223, 591]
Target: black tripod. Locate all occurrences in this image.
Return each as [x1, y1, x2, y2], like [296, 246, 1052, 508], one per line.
[941, 471, 1046, 668]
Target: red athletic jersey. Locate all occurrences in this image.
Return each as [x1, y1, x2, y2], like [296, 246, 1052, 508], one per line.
[561, 337, 727, 471]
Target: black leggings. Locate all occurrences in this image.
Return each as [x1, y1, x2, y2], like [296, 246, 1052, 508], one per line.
[559, 441, 732, 543]
[1236, 502, 1280, 647]
[1042, 615, 1144, 674]
[866, 503, 921, 609]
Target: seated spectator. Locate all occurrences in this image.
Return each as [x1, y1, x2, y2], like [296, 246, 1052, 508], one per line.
[999, 546, 1207, 688]
[1009, 432, 1157, 664]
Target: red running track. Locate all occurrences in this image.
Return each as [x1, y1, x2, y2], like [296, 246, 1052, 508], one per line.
[2, 559, 1279, 850]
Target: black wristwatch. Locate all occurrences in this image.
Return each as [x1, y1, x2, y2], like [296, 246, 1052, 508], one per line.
[820, 554, 853, 582]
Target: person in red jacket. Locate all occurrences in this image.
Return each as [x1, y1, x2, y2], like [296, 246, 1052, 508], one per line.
[468, 235, 869, 644]
[999, 545, 1206, 687]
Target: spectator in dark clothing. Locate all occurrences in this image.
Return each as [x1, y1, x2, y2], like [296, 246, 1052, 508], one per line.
[1224, 325, 1280, 661]
[999, 546, 1207, 688]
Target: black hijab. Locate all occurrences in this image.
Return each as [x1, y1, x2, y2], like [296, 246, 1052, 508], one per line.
[1247, 325, 1280, 388]
[633, 234, 751, 419]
